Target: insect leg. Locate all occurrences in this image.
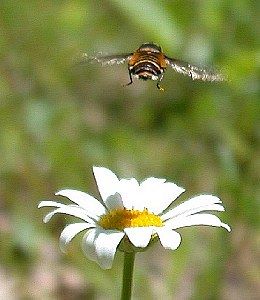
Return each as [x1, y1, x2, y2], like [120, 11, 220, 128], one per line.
[125, 69, 133, 86]
[156, 74, 164, 91]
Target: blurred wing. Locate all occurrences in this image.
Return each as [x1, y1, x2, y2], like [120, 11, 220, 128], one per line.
[81, 53, 132, 66]
[165, 56, 226, 82]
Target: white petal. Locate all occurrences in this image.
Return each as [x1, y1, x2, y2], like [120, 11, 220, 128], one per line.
[117, 178, 140, 209]
[93, 166, 120, 203]
[124, 227, 153, 248]
[165, 213, 231, 232]
[43, 206, 95, 224]
[142, 178, 166, 184]
[59, 223, 94, 252]
[156, 227, 181, 250]
[55, 189, 106, 218]
[38, 200, 64, 208]
[82, 228, 99, 263]
[161, 195, 225, 220]
[94, 230, 125, 269]
[139, 178, 185, 214]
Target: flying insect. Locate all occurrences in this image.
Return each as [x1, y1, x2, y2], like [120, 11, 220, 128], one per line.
[82, 42, 226, 90]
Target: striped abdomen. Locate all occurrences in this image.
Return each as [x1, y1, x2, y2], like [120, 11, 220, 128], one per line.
[128, 52, 167, 81]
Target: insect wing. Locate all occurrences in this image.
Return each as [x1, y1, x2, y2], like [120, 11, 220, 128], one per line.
[165, 56, 226, 82]
[81, 53, 132, 66]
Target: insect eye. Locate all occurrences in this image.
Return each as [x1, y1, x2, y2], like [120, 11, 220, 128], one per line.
[139, 43, 162, 53]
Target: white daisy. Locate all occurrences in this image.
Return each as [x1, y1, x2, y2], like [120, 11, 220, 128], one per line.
[38, 166, 231, 269]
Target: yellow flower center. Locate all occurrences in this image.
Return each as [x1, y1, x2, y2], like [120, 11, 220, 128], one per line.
[98, 208, 163, 230]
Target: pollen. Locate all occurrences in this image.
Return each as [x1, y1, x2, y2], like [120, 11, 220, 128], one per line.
[98, 208, 163, 230]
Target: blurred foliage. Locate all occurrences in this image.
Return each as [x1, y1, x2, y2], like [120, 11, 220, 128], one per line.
[0, 0, 259, 299]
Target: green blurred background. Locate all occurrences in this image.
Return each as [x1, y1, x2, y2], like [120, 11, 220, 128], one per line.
[0, 1, 259, 299]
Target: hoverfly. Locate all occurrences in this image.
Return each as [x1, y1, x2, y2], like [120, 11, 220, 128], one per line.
[82, 42, 226, 90]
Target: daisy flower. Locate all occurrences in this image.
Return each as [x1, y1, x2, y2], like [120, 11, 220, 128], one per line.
[38, 166, 230, 269]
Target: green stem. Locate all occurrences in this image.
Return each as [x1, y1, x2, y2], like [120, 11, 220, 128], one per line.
[121, 252, 135, 300]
